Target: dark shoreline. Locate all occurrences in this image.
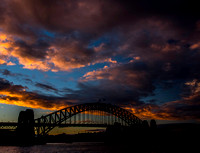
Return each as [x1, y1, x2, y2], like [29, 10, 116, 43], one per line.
[0, 123, 199, 153]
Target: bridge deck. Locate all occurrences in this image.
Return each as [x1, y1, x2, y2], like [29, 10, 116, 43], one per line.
[0, 122, 108, 128]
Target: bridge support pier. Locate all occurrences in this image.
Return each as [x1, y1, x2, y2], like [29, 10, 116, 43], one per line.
[16, 109, 35, 145]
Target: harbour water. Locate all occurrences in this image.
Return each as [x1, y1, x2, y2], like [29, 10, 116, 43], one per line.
[0, 142, 131, 153]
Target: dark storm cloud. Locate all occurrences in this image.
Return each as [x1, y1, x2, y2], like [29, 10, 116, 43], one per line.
[70, 62, 154, 106]
[0, 0, 122, 36]
[1, 0, 199, 71]
[1, 0, 199, 38]
[35, 82, 58, 92]
[80, 35, 200, 102]
[0, 69, 16, 76]
[115, 0, 200, 28]
[0, 78, 24, 91]
[154, 88, 200, 120]
[13, 39, 50, 59]
[0, 69, 27, 77]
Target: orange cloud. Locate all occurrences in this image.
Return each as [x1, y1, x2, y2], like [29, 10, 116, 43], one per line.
[0, 32, 13, 55]
[0, 84, 198, 121]
[0, 59, 7, 65]
[190, 42, 200, 50]
[0, 79, 76, 110]
[0, 32, 117, 72]
[82, 65, 110, 81]
[0, 90, 67, 110]
[0, 33, 88, 71]
[125, 106, 169, 120]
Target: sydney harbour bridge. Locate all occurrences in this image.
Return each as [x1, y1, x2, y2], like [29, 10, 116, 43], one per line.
[0, 102, 152, 137]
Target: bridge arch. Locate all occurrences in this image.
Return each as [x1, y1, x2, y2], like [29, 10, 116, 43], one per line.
[34, 103, 143, 136]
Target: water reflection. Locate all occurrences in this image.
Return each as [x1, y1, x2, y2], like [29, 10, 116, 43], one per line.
[0, 142, 128, 153]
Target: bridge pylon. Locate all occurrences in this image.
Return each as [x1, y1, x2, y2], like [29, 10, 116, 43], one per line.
[16, 109, 35, 144]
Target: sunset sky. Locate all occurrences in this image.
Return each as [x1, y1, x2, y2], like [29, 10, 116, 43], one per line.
[0, 0, 200, 124]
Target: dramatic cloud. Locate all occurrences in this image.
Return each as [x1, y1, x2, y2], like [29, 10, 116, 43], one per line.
[0, 69, 24, 77]
[0, 78, 76, 110]
[0, 0, 200, 121]
[35, 82, 58, 93]
[1, 0, 200, 72]
[81, 62, 154, 98]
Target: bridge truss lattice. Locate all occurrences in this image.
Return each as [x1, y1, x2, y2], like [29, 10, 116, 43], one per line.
[34, 103, 143, 136]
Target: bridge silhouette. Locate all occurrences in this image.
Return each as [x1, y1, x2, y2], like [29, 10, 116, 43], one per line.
[34, 103, 143, 135]
[0, 103, 198, 152]
[0, 103, 146, 137]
